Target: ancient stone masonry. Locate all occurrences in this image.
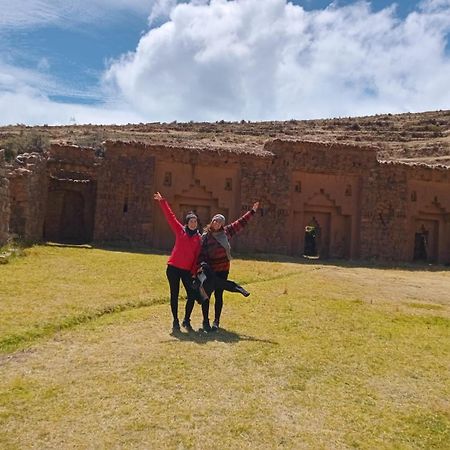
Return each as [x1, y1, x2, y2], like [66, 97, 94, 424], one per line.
[7, 153, 48, 242]
[44, 145, 99, 243]
[0, 150, 10, 245]
[94, 142, 155, 244]
[5, 138, 450, 264]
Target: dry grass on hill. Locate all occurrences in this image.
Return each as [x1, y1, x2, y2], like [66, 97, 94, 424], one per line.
[1, 109, 450, 165]
[0, 246, 449, 449]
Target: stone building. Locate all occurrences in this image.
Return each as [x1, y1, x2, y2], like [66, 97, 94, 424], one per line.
[2, 139, 450, 264]
[0, 150, 10, 245]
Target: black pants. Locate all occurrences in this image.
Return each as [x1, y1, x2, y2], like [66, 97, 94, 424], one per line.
[166, 264, 196, 322]
[201, 270, 229, 324]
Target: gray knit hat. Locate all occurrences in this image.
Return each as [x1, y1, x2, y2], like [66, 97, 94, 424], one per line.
[211, 214, 225, 224]
[185, 212, 198, 224]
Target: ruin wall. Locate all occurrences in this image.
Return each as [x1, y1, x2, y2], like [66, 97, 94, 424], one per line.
[360, 162, 450, 263]
[98, 141, 268, 248]
[7, 153, 48, 242]
[4, 140, 449, 264]
[256, 140, 378, 256]
[0, 150, 9, 245]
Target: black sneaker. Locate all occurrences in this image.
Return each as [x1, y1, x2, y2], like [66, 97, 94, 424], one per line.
[182, 319, 194, 332]
[202, 320, 212, 333]
[172, 319, 180, 332]
[236, 285, 250, 297]
[211, 320, 219, 332]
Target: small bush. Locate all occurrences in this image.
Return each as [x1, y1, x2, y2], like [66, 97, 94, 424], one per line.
[2, 131, 50, 162]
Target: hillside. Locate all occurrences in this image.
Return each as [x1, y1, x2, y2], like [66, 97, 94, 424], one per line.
[1, 109, 450, 166]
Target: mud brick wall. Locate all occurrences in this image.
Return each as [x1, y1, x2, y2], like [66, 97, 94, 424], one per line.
[360, 162, 409, 261]
[359, 162, 450, 262]
[405, 164, 450, 263]
[0, 150, 9, 245]
[255, 140, 378, 256]
[8, 153, 48, 242]
[45, 145, 100, 243]
[94, 142, 156, 244]
[148, 143, 267, 253]
[5, 140, 449, 263]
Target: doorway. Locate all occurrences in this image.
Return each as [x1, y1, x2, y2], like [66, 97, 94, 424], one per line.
[413, 220, 439, 263]
[44, 180, 96, 244]
[303, 213, 330, 258]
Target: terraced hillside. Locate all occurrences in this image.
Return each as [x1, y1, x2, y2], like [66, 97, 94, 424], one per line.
[1, 109, 449, 165]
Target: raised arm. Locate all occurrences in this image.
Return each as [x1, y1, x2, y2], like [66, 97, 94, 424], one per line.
[225, 202, 259, 238]
[153, 192, 183, 235]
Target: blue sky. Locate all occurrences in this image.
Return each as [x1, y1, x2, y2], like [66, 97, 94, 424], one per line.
[0, 0, 449, 125]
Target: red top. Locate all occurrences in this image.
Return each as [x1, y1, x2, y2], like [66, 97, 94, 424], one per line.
[159, 199, 201, 274]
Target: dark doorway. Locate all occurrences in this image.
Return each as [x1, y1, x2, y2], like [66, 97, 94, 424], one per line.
[60, 191, 87, 243]
[44, 180, 96, 244]
[413, 227, 428, 262]
[412, 220, 439, 263]
[304, 225, 318, 257]
[304, 217, 322, 258]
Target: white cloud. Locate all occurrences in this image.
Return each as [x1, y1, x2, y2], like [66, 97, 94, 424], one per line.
[1, 0, 449, 125]
[0, 90, 145, 126]
[104, 0, 450, 122]
[0, 0, 156, 29]
[0, 60, 144, 125]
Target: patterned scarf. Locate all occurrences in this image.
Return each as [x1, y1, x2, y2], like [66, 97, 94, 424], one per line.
[211, 230, 232, 261]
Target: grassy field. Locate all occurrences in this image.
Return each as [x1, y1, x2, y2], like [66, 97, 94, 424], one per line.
[0, 245, 449, 449]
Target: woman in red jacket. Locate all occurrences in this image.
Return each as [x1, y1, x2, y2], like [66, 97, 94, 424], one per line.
[154, 192, 201, 333]
[197, 202, 259, 332]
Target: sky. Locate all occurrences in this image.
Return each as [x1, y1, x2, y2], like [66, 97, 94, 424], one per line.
[0, 0, 449, 125]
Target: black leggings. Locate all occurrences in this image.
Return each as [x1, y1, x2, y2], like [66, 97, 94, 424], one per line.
[166, 265, 196, 322]
[201, 270, 229, 324]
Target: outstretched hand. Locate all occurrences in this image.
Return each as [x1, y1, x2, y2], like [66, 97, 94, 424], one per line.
[252, 201, 260, 212]
[153, 192, 163, 201]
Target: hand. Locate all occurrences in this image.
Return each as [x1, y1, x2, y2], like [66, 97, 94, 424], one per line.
[153, 192, 163, 201]
[252, 201, 260, 212]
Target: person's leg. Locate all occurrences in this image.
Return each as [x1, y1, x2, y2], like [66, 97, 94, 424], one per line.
[213, 271, 229, 329]
[197, 266, 216, 332]
[180, 270, 196, 331]
[166, 265, 181, 330]
[201, 299, 211, 331]
[214, 277, 250, 297]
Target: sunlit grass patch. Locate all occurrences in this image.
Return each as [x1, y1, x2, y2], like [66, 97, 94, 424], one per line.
[407, 302, 444, 310]
[0, 245, 449, 448]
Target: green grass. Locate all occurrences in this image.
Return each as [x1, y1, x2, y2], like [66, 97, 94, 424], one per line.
[0, 245, 449, 449]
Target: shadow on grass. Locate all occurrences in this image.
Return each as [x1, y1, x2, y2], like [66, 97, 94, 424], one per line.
[236, 252, 450, 272]
[45, 241, 169, 256]
[43, 242, 450, 272]
[164, 329, 278, 346]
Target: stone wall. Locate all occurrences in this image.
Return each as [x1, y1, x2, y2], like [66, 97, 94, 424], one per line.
[5, 140, 449, 264]
[8, 153, 48, 242]
[94, 142, 156, 244]
[45, 145, 99, 243]
[406, 164, 450, 263]
[359, 162, 450, 263]
[245, 140, 379, 257]
[360, 162, 409, 261]
[0, 150, 9, 245]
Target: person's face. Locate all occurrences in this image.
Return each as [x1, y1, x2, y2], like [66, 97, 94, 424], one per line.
[187, 218, 198, 230]
[210, 219, 222, 231]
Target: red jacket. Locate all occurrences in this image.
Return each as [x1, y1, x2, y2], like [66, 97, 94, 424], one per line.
[159, 199, 201, 274]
